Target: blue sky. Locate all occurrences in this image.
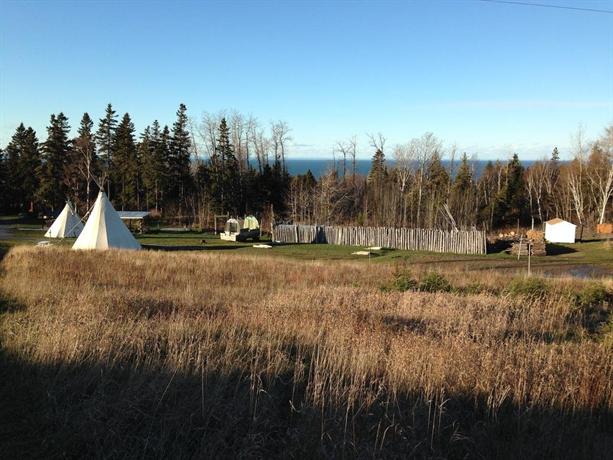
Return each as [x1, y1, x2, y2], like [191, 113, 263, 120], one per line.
[1, 0, 612, 160]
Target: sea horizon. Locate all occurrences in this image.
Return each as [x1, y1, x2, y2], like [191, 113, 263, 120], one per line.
[277, 158, 538, 179]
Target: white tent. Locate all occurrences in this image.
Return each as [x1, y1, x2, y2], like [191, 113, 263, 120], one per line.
[45, 201, 84, 238]
[544, 218, 576, 243]
[72, 191, 141, 250]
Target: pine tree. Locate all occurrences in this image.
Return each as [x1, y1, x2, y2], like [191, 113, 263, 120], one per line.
[551, 146, 560, 163]
[425, 152, 450, 228]
[22, 127, 41, 211]
[140, 122, 168, 211]
[113, 113, 138, 210]
[493, 153, 527, 227]
[450, 153, 475, 228]
[209, 118, 240, 213]
[139, 126, 153, 209]
[38, 113, 71, 211]
[367, 149, 386, 185]
[96, 104, 117, 197]
[168, 104, 193, 212]
[156, 125, 171, 205]
[5, 124, 40, 211]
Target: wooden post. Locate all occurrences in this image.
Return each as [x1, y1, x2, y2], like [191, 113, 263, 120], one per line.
[528, 240, 532, 276]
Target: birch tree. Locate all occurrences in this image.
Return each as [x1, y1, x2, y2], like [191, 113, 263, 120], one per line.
[588, 126, 613, 225]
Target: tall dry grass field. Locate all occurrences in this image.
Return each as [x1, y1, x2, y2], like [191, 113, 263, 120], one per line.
[1, 246, 611, 458]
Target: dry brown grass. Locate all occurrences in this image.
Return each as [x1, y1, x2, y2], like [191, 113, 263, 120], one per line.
[1, 246, 612, 458]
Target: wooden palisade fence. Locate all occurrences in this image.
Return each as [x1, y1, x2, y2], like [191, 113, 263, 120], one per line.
[272, 225, 487, 255]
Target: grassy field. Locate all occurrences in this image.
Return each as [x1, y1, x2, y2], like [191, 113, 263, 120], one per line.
[0, 241, 612, 458]
[1, 220, 612, 276]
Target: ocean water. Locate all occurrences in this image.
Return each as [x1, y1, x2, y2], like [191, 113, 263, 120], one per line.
[281, 158, 536, 179]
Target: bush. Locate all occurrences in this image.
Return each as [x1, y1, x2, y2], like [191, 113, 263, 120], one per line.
[574, 283, 610, 308]
[381, 272, 418, 292]
[573, 283, 611, 334]
[419, 272, 452, 293]
[506, 277, 549, 298]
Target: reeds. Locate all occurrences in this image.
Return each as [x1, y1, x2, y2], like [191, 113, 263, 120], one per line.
[1, 246, 611, 458]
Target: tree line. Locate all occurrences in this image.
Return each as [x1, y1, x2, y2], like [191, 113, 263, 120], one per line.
[293, 127, 612, 230]
[0, 104, 291, 226]
[0, 103, 611, 231]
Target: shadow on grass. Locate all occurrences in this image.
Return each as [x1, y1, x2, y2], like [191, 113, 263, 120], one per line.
[381, 314, 581, 344]
[0, 293, 26, 314]
[0, 347, 611, 459]
[546, 244, 578, 255]
[142, 244, 244, 251]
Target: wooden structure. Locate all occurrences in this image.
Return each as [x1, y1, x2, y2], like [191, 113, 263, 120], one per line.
[510, 240, 546, 256]
[117, 211, 150, 234]
[272, 224, 487, 255]
[214, 213, 230, 234]
[596, 223, 613, 234]
[220, 216, 260, 242]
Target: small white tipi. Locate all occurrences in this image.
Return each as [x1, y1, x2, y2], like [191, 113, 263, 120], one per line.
[72, 191, 141, 250]
[45, 201, 84, 238]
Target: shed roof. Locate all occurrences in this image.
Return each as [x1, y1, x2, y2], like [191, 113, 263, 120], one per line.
[117, 211, 150, 220]
[545, 218, 575, 226]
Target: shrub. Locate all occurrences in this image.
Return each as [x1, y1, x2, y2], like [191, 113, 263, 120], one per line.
[573, 283, 611, 334]
[381, 272, 418, 292]
[506, 277, 549, 298]
[418, 271, 452, 293]
[574, 283, 610, 308]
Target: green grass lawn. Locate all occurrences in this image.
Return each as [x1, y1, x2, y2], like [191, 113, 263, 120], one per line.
[1, 217, 611, 276]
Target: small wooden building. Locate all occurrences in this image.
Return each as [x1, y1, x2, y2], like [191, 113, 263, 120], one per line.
[117, 211, 150, 234]
[544, 218, 576, 243]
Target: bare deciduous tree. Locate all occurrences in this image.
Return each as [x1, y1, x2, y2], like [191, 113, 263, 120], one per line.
[393, 142, 415, 226]
[587, 125, 613, 225]
[271, 121, 291, 170]
[567, 126, 588, 225]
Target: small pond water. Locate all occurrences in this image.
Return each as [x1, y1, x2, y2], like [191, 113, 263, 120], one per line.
[542, 264, 612, 279]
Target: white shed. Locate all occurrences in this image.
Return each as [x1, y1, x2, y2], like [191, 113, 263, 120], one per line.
[544, 218, 576, 243]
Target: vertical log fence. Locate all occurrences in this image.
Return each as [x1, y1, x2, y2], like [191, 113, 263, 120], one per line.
[272, 224, 487, 255]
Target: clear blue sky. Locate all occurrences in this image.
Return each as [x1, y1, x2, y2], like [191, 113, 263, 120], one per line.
[1, 0, 612, 160]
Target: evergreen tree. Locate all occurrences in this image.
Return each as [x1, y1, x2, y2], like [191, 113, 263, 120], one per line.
[493, 153, 527, 226]
[139, 126, 153, 209]
[453, 153, 472, 191]
[38, 113, 71, 211]
[450, 153, 475, 228]
[140, 122, 169, 211]
[367, 149, 386, 184]
[270, 159, 290, 216]
[168, 104, 193, 211]
[5, 124, 40, 211]
[551, 146, 560, 163]
[96, 104, 117, 197]
[21, 127, 41, 211]
[425, 152, 450, 227]
[113, 113, 138, 210]
[209, 118, 240, 213]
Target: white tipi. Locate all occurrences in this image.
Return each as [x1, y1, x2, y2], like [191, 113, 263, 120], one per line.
[45, 201, 84, 238]
[72, 191, 141, 250]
